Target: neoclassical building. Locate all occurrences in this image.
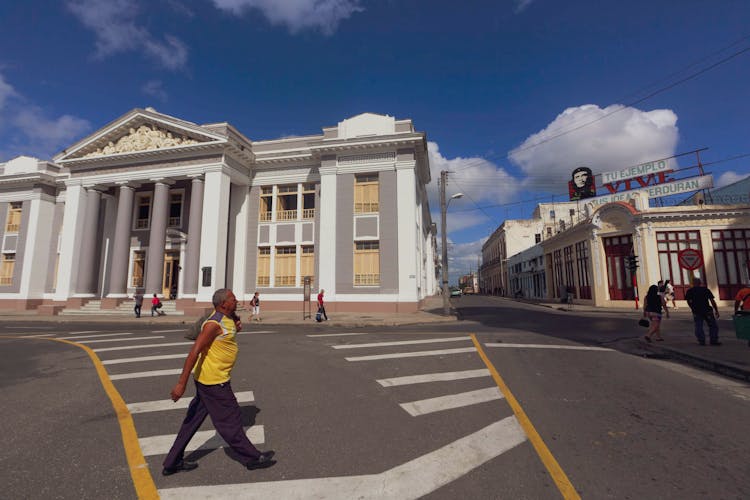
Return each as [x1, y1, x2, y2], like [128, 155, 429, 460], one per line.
[0, 108, 438, 314]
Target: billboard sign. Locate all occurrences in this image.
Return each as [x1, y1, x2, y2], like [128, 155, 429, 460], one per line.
[600, 159, 670, 185]
[568, 166, 597, 201]
[585, 174, 713, 207]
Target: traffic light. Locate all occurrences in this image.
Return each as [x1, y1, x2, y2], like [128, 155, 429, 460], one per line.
[628, 255, 639, 271]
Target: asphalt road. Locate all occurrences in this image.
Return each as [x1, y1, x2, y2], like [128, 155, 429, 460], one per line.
[1, 296, 749, 499]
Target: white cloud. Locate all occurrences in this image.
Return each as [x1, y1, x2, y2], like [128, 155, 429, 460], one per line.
[67, 0, 188, 70]
[716, 171, 750, 188]
[509, 104, 679, 191]
[0, 72, 91, 161]
[142, 79, 168, 101]
[514, 0, 534, 13]
[427, 141, 519, 232]
[212, 0, 364, 35]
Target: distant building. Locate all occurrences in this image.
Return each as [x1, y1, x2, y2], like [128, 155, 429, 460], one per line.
[507, 245, 546, 300]
[0, 109, 437, 314]
[459, 272, 478, 294]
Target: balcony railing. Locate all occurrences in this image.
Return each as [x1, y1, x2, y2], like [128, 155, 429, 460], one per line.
[0, 276, 12, 285]
[276, 210, 297, 221]
[302, 208, 315, 219]
[257, 276, 270, 286]
[354, 202, 379, 213]
[275, 275, 296, 286]
[168, 217, 181, 227]
[4, 223, 19, 233]
[260, 211, 272, 222]
[135, 219, 149, 229]
[354, 274, 380, 286]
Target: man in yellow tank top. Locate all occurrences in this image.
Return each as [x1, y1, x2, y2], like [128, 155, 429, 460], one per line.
[162, 288, 275, 476]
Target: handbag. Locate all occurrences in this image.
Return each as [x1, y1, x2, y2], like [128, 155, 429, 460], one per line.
[638, 318, 650, 328]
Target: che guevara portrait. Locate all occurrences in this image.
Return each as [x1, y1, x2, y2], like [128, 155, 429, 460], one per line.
[568, 166, 597, 201]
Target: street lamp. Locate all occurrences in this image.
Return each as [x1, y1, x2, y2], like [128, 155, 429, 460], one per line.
[440, 170, 463, 316]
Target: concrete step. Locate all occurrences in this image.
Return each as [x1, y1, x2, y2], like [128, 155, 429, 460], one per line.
[59, 299, 184, 316]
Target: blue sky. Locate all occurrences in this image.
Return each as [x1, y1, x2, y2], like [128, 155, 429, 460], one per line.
[1, 1, 748, 282]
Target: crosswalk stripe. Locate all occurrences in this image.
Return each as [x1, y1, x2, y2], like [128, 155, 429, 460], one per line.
[110, 369, 182, 380]
[484, 343, 613, 351]
[345, 347, 475, 362]
[238, 330, 275, 335]
[158, 417, 525, 499]
[400, 387, 503, 417]
[102, 354, 186, 365]
[76, 335, 164, 344]
[127, 391, 255, 414]
[333, 336, 469, 349]
[58, 332, 134, 340]
[68, 330, 101, 334]
[139, 425, 265, 456]
[93, 341, 193, 352]
[11, 333, 55, 337]
[307, 333, 370, 337]
[377, 369, 491, 387]
[151, 329, 186, 333]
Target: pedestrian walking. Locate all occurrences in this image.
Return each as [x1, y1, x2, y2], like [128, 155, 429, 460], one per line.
[642, 284, 669, 342]
[664, 279, 677, 310]
[162, 288, 275, 476]
[249, 292, 261, 321]
[316, 289, 328, 321]
[734, 281, 750, 316]
[133, 290, 143, 318]
[685, 277, 721, 345]
[151, 293, 164, 316]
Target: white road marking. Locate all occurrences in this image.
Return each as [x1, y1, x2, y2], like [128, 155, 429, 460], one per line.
[159, 416, 526, 500]
[58, 332, 134, 340]
[93, 341, 193, 352]
[238, 330, 275, 335]
[307, 332, 370, 337]
[76, 335, 164, 344]
[484, 343, 613, 351]
[9, 333, 55, 337]
[102, 354, 186, 365]
[139, 425, 265, 457]
[377, 369, 490, 387]
[127, 391, 255, 414]
[11, 326, 54, 329]
[345, 347, 475, 362]
[150, 329, 186, 333]
[68, 330, 102, 334]
[333, 336, 470, 349]
[400, 387, 503, 417]
[109, 368, 182, 380]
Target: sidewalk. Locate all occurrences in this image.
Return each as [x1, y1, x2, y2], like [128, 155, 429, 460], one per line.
[524, 298, 750, 383]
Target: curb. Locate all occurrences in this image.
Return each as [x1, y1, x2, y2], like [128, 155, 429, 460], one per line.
[640, 341, 750, 383]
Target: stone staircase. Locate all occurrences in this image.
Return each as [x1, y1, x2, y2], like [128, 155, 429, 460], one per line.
[58, 299, 184, 316]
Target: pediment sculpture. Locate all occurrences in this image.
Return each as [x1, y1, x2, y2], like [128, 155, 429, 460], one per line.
[83, 124, 199, 158]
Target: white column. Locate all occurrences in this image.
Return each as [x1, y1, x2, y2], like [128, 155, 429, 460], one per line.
[55, 183, 87, 300]
[318, 166, 337, 297]
[230, 183, 250, 299]
[19, 196, 55, 297]
[397, 166, 418, 302]
[197, 169, 231, 302]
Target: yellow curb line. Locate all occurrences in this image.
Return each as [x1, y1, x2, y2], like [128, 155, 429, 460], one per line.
[470, 334, 581, 500]
[7, 336, 159, 499]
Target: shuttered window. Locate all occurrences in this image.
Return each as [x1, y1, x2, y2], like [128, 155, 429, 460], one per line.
[275, 246, 296, 286]
[5, 202, 21, 233]
[130, 251, 146, 287]
[300, 246, 314, 286]
[354, 175, 379, 213]
[354, 241, 380, 286]
[0, 253, 15, 285]
[257, 247, 270, 286]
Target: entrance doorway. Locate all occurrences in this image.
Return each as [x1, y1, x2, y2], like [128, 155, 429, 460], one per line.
[604, 235, 635, 300]
[163, 251, 180, 299]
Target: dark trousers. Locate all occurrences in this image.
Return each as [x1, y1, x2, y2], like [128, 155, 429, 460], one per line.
[693, 312, 719, 343]
[163, 380, 260, 469]
[318, 305, 328, 320]
[134, 304, 141, 318]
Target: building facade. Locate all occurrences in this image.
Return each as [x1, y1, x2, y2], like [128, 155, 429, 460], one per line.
[0, 109, 437, 314]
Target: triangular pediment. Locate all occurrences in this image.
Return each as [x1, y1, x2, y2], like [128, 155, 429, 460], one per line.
[56, 108, 227, 162]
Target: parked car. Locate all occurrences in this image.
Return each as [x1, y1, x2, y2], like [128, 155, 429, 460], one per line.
[450, 288, 462, 297]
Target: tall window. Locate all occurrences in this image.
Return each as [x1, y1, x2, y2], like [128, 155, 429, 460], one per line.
[563, 245, 575, 288]
[0, 253, 15, 285]
[552, 249, 563, 297]
[657, 231, 704, 299]
[259, 187, 273, 221]
[302, 184, 315, 219]
[604, 235, 635, 301]
[257, 247, 270, 286]
[131, 251, 146, 287]
[300, 246, 314, 286]
[275, 246, 296, 286]
[575, 241, 591, 299]
[276, 185, 298, 221]
[354, 241, 380, 285]
[168, 193, 183, 227]
[354, 174, 379, 213]
[135, 195, 151, 229]
[712, 229, 750, 299]
[5, 202, 21, 232]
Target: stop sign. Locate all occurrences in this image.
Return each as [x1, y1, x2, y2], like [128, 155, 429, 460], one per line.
[677, 248, 703, 270]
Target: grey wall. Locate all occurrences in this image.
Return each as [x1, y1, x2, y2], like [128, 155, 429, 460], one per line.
[335, 173, 355, 293]
[245, 185, 260, 293]
[379, 170, 399, 293]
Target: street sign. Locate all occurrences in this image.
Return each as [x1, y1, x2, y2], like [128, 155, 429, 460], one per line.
[677, 248, 703, 270]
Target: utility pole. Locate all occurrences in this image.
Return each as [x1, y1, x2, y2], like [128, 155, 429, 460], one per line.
[441, 170, 450, 316]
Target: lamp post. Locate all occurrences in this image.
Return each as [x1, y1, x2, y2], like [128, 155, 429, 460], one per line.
[440, 169, 463, 316]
